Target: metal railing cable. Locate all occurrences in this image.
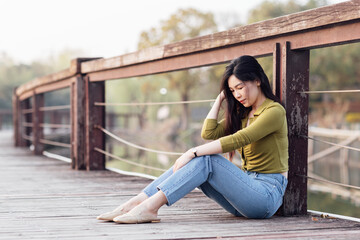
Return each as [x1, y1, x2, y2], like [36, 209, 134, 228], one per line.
[23, 122, 33, 127]
[95, 125, 183, 156]
[308, 135, 360, 163]
[94, 147, 167, 172]
[297, 174, 360, 191]
[22, 134, 33, 141]
[39, 123, 71, 129]
[39, 139, 71, 148]
[298, 90, 360, 94]
[300, 135, 360, 152]
[94, 99, 216, 107]
[39, 105, 71, 111]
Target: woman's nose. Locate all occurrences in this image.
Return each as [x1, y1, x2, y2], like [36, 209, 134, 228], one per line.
[235, 90, 241, 97]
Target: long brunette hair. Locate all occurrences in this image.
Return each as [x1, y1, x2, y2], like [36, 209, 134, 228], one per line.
[220, 55, 279, 159]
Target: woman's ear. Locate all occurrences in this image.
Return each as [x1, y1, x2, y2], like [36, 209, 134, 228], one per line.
[256, 80, 261, 87]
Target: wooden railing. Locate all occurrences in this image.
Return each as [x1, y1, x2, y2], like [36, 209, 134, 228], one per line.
[12, 0, 360, 216]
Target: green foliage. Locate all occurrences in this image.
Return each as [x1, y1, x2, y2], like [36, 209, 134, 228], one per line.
[246, 0, 330, 85]
[138, 8, 217, 50]
[136, 8, 220, 129]
[247, 0, 328, 24]
[0, 49, 83, 109]
[310, 43, 360, 92]
[246, 0, 360, 115]
[308, 191, 360, 218]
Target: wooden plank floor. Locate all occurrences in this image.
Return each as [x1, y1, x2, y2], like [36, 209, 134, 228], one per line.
[1, 131, 360, 239]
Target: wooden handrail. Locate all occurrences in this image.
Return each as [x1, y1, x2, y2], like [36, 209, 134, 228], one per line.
[81, 0, 360, 75]
[16, 58, 102, 100]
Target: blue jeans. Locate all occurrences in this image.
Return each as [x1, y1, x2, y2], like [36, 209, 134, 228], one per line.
[143, 154, 288, 219]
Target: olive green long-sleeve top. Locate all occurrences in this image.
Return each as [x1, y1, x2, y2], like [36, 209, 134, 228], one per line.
[201, 98, 288, 173]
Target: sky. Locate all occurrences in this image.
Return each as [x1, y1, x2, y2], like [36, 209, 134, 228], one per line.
[0, 0, 346, 64]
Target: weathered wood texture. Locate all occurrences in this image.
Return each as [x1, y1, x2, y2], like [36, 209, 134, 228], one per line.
[18, 98, 32, 147]
[16, 58, 101, 101]
[1, 131, 360, 239]
[279, 42, 310, 215]
[32, 92, 44, 155]
[82, 0, 360, 76]
[85, 77, 105, 170]
[12, 89, 19, 146]
[16, 69, 72, 95]
[71, 75, 87, 170]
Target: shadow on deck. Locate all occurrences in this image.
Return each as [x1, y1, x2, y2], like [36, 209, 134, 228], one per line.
[1, 131, 360, 239]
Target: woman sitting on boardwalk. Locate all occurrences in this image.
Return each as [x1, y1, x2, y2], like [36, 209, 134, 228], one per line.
[97, 55, 289, 224]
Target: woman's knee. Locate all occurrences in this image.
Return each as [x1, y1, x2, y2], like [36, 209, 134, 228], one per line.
[187, 155, 210, 168]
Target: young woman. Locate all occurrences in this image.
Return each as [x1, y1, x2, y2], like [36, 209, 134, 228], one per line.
[97, 55, 288, 223]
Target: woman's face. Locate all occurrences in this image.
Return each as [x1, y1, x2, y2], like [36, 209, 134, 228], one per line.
[228, 74, 261, 108]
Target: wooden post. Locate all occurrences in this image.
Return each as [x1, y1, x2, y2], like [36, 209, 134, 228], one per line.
[32, 92, 44, 155]
[275, 41, 309, 216]
[85, 76, 105, 170]
[12, 89, 19, 146]
[70, 58, 102, 170]
[19, 98, 32, 147]
[71, 75, 86, 170]
[71, 81, 76, 169]
[273, 43, 281, 97]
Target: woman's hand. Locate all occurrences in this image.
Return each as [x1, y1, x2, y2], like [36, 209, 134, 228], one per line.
[173, 150, 194, 173]
[218, 90, 225, 102]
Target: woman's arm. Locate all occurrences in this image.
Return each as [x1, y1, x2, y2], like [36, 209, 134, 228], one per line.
[173, 140, 222, 172]
[201, 92, 226, 140]
[206, 91, 225, 119]
[173, 92, 225, 173]
[219, 104, 286, 153]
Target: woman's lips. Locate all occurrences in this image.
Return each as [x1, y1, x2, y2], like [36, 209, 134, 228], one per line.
[240, 99, 246, 104]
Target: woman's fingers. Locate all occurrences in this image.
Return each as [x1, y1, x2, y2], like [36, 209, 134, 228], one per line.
[173, 150, 193, 173]
[173, 160, 180, 173]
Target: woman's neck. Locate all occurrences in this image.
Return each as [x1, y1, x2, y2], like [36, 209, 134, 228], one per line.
[251, 94, 266, 113]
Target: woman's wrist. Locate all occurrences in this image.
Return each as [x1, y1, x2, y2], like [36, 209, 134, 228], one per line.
[187, 148, 196, 158]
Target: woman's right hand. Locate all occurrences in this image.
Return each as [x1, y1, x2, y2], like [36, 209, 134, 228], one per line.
[205, 91, 225, 119]
[218, 90, 225, 102]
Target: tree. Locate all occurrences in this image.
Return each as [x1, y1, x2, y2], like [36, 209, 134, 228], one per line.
[246, 0, 360, 128]
[137, 8, 218, 130]
[0, 48, 84, 109]
[247, 0, 328, 24]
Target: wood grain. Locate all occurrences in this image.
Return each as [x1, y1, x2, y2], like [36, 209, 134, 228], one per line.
[1, 131, 360, 239]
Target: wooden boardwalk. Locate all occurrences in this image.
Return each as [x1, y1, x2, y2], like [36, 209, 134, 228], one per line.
[1, 131, 360, 239]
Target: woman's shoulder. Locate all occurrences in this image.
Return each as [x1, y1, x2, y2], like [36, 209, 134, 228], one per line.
[264, 99, 286, 115]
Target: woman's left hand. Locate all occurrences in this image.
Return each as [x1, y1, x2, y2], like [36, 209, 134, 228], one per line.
[173, 150, 194, 173]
